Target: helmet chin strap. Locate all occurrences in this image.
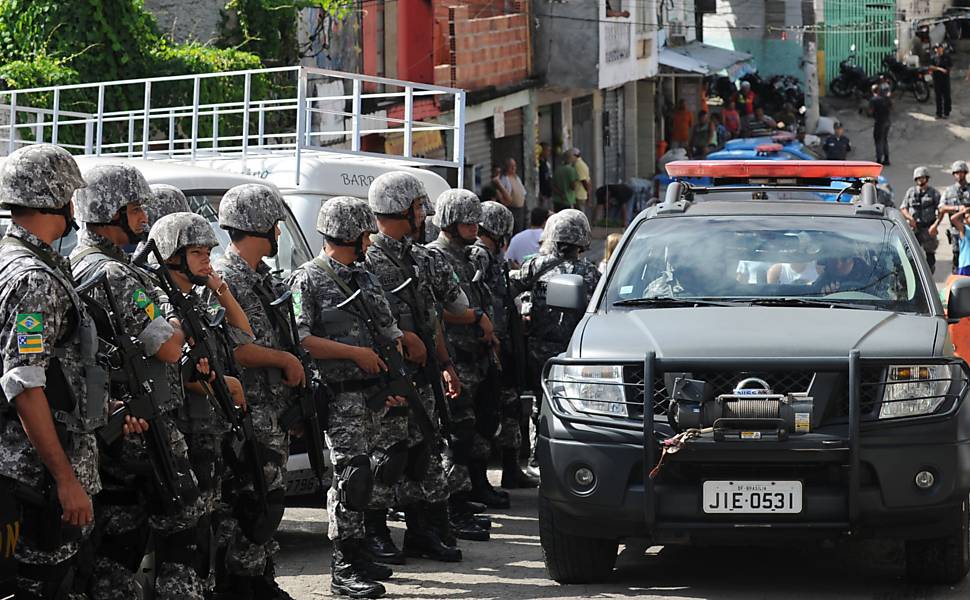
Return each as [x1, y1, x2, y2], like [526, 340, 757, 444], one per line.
[327, 235, 366, 262]
[37, 204, 78, 238]
[176, 249, 210, 286]
[248, 227, 279, 258]
[111, 212, 147, 245]
[445, 224, 475, 246]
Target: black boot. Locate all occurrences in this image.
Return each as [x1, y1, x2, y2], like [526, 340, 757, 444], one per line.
[209, 576, 258, 600]
[331, 539, 386, 599]
[469, 460, 510, 508]
[450, 494, 492, 529]
[403, 503, 463, 561]
[501, 448, 540, 489]
[424, 500, 459, 548]
[252, 558, 297, 600]
[361, 509, 406, 565]
[352, 556, 394, 581]
[448, 496, 490, 541]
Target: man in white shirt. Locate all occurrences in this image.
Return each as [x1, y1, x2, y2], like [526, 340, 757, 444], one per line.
[507, 207, 551, 267]
[499, 157, 528, 233]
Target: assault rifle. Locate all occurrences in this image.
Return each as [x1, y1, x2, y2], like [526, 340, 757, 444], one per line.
[76, 270, 200, 515]
[132, 240, 267, 508]
[273, 290, 329, 488]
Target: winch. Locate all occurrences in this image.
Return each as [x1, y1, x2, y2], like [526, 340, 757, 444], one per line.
[669, 376, 814, 440]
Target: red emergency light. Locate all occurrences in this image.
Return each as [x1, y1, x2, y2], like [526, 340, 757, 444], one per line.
[665, 160, 883, 179]
[755, 143, 784, 153]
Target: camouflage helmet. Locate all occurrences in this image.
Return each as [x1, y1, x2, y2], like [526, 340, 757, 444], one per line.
[148, 212, 219, 261]
[433, 189, 482, 228]
[544, 208, 591, 249]
[368, 171, 428, 215]
[73, 163, 152, 224]
[479, 201, 514, 238]
[317, 196, 377, 241]
[146, 184, 190, 226]
[952, 160, 969, 174]
[0, 144, 84, 209]
[913, 166, 931, 180]
[218, 183, 285, 233]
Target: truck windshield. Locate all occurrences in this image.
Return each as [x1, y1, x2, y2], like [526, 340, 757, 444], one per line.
[606, 215, 929, 313]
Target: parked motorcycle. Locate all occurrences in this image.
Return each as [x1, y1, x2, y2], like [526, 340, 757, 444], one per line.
[880, 55, 931, 103]
[829, 51, 879, 98]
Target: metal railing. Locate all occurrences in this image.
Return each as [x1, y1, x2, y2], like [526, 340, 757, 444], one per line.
[0, 66, 466, 187]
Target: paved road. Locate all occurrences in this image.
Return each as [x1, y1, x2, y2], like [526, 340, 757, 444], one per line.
[276, 472, 970, 599]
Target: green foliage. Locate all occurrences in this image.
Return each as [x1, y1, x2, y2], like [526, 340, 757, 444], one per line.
[0, 54, 79, 90]
[222, 0, 354, 65]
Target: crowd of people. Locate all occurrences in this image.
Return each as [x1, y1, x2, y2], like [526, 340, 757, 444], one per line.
[900, 160, 970, 276]
[0, 143, 604, 600]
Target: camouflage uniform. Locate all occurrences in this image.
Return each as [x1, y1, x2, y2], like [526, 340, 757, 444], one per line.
[426, 191, 499, 504]
[147, 213, 255, 594]
[514, 209, 601, 378]
[943, 161, 970, 274]
[0, 145, 107, 599]
[209, 184, 294, 587]
[71, 228, 207, 600]
[470, 201, 521, 453]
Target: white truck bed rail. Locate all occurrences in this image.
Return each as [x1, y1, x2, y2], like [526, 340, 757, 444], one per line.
[0, 66, 466, 186]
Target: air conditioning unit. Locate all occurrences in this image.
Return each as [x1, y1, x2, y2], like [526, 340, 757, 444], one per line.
[668, 20, 686, 44]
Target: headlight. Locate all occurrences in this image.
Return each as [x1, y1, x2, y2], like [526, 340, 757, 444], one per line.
[878, 364, 954, 419]
[546, 364, 628, 418]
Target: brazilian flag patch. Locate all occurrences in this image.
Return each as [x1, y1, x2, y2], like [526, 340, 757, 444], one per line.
[17, 334, 43, 354]
[292, 291, 303, 318]
[15, 313, 43, 334]
[132, 288, 157, 320]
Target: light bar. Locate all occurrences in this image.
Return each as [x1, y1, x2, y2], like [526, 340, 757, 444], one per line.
[665, 160, 883, 179]
[755, 143, 783, 153]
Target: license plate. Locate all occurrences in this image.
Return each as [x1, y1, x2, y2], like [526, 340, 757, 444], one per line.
[702, 480, 802, 514]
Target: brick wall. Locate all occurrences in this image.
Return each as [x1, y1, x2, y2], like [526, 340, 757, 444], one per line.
[434, 3, 530, 90]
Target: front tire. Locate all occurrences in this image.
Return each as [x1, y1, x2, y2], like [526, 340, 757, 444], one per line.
[538, 494, 618, 584]
[914, 79, 931, 103]
[904, 498, 970, 585]
[828, 77, 851, 98]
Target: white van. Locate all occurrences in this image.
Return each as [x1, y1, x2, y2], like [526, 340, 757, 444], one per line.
[0, 157, 326, 500]
[198, 153, 451, 255]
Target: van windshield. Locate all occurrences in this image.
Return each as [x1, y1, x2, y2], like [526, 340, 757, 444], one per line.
[606, 215, 929, 313]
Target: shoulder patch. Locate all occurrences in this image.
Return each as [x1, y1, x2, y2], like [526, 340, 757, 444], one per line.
[15, 313, 43, 334]
[131, 288, 158, 320]
[17, 333, 44, 354]
[292, 291, 303, 318]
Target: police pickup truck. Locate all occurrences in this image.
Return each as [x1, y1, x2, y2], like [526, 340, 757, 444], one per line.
[538, 160, 970, 584]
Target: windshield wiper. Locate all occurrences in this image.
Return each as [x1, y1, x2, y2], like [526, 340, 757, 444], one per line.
[747, 297, 876, 310]
[613, 297, 743, 308]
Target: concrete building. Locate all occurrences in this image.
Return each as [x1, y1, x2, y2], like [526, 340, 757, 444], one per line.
[144, 0, 225, 44]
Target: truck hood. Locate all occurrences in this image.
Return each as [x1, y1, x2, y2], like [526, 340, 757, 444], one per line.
[576, 307, 943, 360]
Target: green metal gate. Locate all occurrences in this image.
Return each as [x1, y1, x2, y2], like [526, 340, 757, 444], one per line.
[822, 1, 896, 86]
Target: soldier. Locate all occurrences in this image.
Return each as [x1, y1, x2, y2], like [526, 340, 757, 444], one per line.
[0, 144, 107, 598]
[470, 201, 539, 490]
[207, 183, 302, 599]
[942, 161, 970, 274]
[365, 171, 482, 556]
[69, 164, 209, 600]
[514, 209, 601, 409]
[426, 190, 508, 510]
[144, 213, 252, 595]
[901, 167, 944, 273]
[289, 197, 406, 599]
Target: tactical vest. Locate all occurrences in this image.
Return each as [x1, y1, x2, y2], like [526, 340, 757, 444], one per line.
[304, 261, 378, 382]
[0, 240, 108, 434]
[368, 239, 437, 336]
[71, 245, 176, 413]
[427, 239, 486, 352]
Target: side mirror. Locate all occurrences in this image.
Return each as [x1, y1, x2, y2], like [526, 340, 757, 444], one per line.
[948, 278, 970, 321]
[546, 274, 587, 312]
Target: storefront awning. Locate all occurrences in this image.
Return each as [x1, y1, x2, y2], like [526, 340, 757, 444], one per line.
[659, 42, 754, 80]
